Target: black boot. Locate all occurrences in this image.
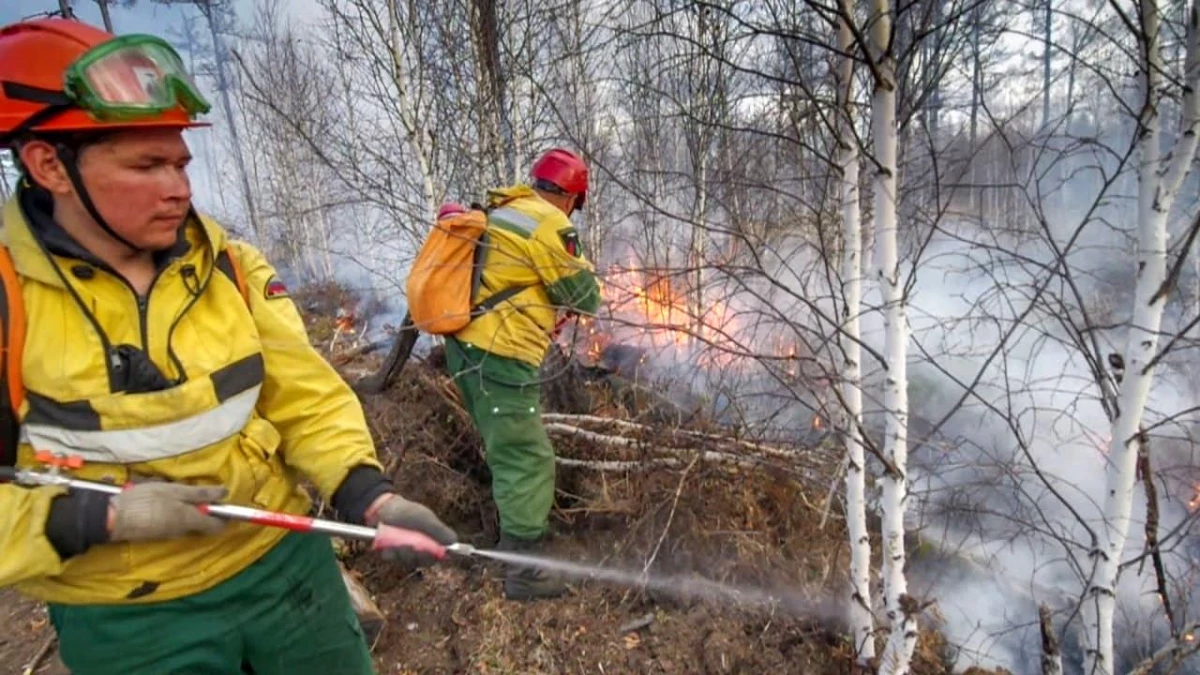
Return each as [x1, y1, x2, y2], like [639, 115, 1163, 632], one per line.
[496, 533, 567, 601]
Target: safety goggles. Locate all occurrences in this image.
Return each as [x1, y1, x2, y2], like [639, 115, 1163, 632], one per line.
[62, 33, 211, 121]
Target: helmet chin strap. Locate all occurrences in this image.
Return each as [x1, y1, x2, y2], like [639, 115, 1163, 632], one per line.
[53, 143, 143, 253]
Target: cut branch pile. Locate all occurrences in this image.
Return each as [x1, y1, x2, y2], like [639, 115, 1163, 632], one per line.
[346, 345, 842, 547]
[541, 413, 831, 488]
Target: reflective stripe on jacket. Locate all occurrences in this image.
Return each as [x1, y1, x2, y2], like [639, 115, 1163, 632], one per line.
[0, 194, 384, 605]
[453, 185, 601, 367]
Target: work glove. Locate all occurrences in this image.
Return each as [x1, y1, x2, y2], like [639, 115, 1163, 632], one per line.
[108, 482, 228, 543]
[365, 494, 458, 568]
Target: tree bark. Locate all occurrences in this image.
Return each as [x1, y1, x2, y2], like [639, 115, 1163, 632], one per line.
[869, 0, 915, 671]
[1039, 604, 1063, 675]
[1084, 3, 1200, 673]
[837, 1, 875, 664]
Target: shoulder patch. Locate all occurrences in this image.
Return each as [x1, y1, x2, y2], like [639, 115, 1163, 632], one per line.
[560, 229, 582, 258]
[264, 276, 290, 299]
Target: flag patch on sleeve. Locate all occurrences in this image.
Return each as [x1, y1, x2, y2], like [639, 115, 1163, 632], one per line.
[264, 276, 289, 299]
[560, 230, 581, 257]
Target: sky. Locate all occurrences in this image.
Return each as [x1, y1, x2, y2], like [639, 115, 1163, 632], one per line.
[7, 1, 216, 35]
[2, 1, 319, 34]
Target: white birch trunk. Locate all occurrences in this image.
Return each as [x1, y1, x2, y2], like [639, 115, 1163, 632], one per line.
[837, 3, 875, 663]
[385, 0, 437, 218]
[869, 0, 914, 671]
[1084, 3, 1200, 674]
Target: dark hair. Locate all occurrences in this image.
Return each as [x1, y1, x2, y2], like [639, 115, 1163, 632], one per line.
[11, 129, 116, 179]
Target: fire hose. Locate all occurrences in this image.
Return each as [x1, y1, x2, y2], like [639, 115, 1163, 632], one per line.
[0, 452, 478, 559]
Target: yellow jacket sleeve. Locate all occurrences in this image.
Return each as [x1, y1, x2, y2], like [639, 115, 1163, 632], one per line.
[0, 485, 67, 587]
[229, 242, 387, 506]
[528, 212, 601, 315]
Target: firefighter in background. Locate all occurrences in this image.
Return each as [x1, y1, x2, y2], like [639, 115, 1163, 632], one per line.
[0, 18, 456, 674]
[447, 149, 601, 600]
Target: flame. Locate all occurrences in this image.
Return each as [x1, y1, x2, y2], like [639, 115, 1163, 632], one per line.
[560, 260, 798, 373]
[812, 415, 823, 430]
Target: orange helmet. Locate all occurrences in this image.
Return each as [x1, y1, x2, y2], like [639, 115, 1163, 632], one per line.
[0, 18, 209, 142]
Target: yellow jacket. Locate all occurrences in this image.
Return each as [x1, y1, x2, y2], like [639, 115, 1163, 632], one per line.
[0, 190, 387, 605]
[454, 185, 601, 366]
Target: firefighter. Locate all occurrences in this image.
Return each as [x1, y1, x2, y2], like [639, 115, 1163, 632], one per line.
[0, 18, 456, 674]
[446, 148, 601, 600]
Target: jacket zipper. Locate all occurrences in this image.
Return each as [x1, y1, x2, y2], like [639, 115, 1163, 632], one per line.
[113, 265, 170, 362]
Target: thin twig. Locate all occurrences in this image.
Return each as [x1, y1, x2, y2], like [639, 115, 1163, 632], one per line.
[21, 635, 57, 675]
[819, 458, 847, 530]
[642, 455, 700, 578]
[1125, 621, 1200, 675]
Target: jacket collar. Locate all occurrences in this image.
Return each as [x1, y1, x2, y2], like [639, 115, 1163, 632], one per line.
[0, 184, 229, 288]
[487, 184, 538, 207]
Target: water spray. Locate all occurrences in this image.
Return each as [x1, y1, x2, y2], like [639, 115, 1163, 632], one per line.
[3, 453, 835, 620]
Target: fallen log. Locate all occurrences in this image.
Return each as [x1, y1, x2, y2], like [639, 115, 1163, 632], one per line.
[355, 312, 417, 395]
[544, 421, 828, 486]
[331, 340, 386, 366]
[542, 414, 827, 473]
[542, 413, 819, 463]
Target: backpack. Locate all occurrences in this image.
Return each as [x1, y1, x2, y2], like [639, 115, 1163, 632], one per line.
[0, 244, 252, 467]
[405, 206, 528, 335]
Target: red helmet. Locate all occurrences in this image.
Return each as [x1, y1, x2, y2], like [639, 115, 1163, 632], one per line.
[531, 148, 588, 209]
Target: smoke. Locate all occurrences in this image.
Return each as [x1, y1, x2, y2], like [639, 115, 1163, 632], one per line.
[584, 122, 1200, 672]
[877, 170, 1200, 673]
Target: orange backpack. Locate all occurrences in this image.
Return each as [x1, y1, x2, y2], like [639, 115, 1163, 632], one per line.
[0, 244, 251, 466]
[405, 207, 527, 334]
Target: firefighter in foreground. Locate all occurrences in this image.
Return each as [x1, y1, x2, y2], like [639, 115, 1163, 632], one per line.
[0, 18, 456, 674]
[447, 149, 602, 600]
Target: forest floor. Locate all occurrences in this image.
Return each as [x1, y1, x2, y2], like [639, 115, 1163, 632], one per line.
[0, 291, 1011, 675]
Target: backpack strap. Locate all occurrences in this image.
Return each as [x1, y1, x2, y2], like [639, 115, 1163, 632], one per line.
[215, 244, 250, 309]
[468, 201, 533, 317]
[0, 244, 25, 467]
[472, 284, 529, 315]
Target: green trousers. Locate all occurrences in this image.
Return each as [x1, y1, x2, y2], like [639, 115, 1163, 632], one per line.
[48, 532, 375, 675]
[446, 338, 556, 540]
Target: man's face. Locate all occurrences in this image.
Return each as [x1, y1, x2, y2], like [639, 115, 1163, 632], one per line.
[74, 128, 194, 251]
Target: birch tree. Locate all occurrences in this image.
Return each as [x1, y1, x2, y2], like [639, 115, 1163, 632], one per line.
[836, 1, 875, 663]
[1084, 1, 1200, 673]
[865, 0, 916, 670]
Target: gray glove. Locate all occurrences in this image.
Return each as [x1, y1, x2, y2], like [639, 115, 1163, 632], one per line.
[109, 483, 228, 543]
[368, 494, 458, 568]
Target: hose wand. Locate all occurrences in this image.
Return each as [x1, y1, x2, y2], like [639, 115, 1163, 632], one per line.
[0, 452, 477, 560]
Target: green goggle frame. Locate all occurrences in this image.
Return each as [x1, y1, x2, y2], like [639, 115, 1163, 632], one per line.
[62, 33, 212, 121]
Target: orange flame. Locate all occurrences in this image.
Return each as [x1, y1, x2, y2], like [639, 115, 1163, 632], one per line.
[561, 261, 798, 373]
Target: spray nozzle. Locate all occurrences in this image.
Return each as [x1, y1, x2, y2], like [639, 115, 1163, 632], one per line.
[446, 543, 477, 557]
